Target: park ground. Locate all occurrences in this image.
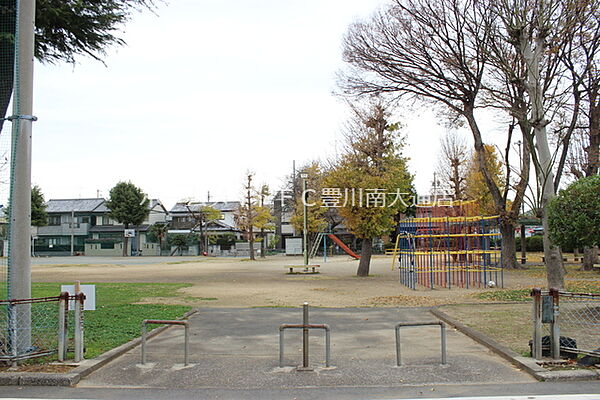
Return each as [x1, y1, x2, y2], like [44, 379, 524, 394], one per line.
[4, 253, 600, 367]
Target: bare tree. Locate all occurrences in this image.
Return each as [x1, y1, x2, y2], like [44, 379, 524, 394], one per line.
[236, 172, 257, 261]
[340, 0, 529, 270]
[561, 1, 600, 269]
[436, 132, 469, 200]
[486, 0, 600, 286]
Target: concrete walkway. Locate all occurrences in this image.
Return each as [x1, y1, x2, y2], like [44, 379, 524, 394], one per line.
[80, 307, 534, 389]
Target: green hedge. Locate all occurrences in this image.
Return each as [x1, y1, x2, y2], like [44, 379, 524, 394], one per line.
[515, 235, 575, 253]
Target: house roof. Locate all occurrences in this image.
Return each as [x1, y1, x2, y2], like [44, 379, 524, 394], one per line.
[167, 220, 241, 234]
[149, 199, 168, 214]
[89, 224, 151, 233]
[170, 201, 241, 214]
[46, 198, 166, 214]
[45, 198, 106, 213]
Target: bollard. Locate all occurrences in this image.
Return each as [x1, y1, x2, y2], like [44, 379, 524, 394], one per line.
[395, 321, 447, 366]
[303, 302, 309, 368]
[279, 302, 331, 369]
[141, 319, 189, 366]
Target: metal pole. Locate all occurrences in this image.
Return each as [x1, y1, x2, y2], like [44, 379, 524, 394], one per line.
[184, 323, 189, 366]
[550, 288, 561, 360]
[58, 292, 68, 362]
[325, 327, 330, 367]
[395, 326, 402, 366]
[141, 321, 147, 365]
[303, 178, 308, 266]
[279, 328, 284, 367]
[323, 233, 327, 263]
[8, 0, 36, 356]
[440, 323, 447, 364]
[532, 288, 542, 359]
[303, 302, 309, 368]
[70, 210, 74, 256]
[74, 291, 84, 362]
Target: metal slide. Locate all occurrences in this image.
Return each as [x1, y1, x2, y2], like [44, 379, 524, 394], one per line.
[327, 234, 360, 259]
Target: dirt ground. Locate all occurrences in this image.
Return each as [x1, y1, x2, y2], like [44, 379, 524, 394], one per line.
[31, 254, 547, 308]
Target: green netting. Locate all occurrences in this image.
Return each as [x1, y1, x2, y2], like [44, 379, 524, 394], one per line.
[0, 0, 18, 301]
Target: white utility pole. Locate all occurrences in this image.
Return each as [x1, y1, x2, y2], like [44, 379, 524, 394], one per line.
[8, 0, 36, 357]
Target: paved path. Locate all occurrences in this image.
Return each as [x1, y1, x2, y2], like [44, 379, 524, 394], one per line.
[80, 307, 534, 390]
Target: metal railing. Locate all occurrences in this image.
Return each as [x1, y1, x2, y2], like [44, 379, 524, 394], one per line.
[141, 319, 190, 366]
[395, 321, 447, 366]
[532, 288, 600, 360]
[0, 292, 85, 364]
[279, 302, 331, 369]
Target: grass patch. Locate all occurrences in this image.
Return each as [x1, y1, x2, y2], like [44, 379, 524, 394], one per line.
[474, 289, 532, 302]
[2, 283, 192, 362]
[439, 303, 532, 355]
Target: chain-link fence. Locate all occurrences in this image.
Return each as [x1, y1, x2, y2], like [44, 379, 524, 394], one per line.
[0, 293, 84, 363]
[532, 289, 600, 360]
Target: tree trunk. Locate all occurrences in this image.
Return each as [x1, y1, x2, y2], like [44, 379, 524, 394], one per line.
[123, 227, 129, 257]
[541, 206, 565, 288]
[260, 228, 265, 258]
[249, 228, 255, 260]
[583, 246, 599, 271]
[357, 238, 372, 277]
[499, 219, 518, 269]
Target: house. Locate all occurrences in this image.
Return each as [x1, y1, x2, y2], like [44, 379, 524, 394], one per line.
[35, 198, 109, 256]
[35, 197, 169, 256]
[85, 199, 169, 256]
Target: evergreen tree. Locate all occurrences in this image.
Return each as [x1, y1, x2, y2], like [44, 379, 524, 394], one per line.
[105, 181, 149, 256]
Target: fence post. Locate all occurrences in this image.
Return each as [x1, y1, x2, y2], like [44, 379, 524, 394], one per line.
[74, 292, 85, 362]
[58, 292, 69, 362]
[549, 288, 560, 360]
[531, 288, 542, 359]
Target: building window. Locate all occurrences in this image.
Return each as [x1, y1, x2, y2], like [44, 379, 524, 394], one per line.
[101, 216, 112, 225]
[48, 216, 61, 226]
[100, 242, 114, 249]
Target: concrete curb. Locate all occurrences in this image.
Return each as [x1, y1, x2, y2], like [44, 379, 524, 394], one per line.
[0, 309, 197, 387]
[431, 308, 600, 382]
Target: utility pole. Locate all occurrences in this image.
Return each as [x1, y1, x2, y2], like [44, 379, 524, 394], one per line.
[300, 172, 309, 266]
[246, 173, 255, 260]
[8, 0, 36, 357]
[70, 209, 75, 256]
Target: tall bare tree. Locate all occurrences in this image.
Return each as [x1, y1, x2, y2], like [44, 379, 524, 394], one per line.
[237, 172, 257, 260]
[436, 132, 469, 200]
[486, 0, 600, 286]
[561, 1, 600, 269]
[340, 0, 529, 270]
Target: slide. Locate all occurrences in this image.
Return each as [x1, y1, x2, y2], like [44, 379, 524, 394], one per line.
[328, 234, 360, 259]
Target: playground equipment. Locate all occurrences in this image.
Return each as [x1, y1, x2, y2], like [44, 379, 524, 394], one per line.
[394, 200, 502, 290]
[309, 233, 360, 260]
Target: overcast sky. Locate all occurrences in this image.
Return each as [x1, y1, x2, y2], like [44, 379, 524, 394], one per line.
[32, 0, 497, 209]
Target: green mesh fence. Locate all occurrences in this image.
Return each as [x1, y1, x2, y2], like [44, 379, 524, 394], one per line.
[0, 0, 18, 302]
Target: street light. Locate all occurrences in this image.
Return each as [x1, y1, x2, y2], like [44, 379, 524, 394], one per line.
[300, 172, 309, 266]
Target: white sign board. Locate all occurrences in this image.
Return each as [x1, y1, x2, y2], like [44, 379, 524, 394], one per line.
[124, 229, 136, 238]
[61, 284, 96, 311]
